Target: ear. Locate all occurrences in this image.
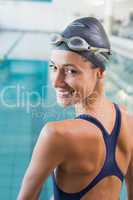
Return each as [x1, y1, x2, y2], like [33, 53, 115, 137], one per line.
[97, 68, 105, 79]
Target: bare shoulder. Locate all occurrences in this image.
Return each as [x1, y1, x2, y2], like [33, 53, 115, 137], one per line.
[43, 119, 101, 160]
[50, 118, 98, 132]
[40, 120, 78, 146]
[43, 118, 101, 144]
[41, 121, 66, 141]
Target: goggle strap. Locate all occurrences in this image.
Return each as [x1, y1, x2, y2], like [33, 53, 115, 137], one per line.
[90, 47, 110, 53]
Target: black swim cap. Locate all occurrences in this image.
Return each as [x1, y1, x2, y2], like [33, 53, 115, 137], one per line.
[53, 17, 111, 70]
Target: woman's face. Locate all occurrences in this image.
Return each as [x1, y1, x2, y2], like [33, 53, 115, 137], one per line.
[50, 50, 100, 107]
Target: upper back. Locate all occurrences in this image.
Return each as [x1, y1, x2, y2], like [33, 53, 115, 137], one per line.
[56, 105, 132, 174]
[52, 104, 133, 200]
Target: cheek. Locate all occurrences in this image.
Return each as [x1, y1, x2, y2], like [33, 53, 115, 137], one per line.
[65, 76, 80, 89]
[83, 75, 97, 97]
[65, 75, 88, 93]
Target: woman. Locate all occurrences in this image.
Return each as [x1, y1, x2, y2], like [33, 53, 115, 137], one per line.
[17, 17, 133, 200]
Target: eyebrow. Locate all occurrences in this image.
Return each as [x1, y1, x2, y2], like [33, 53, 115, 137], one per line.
[49, 60, 77, 69]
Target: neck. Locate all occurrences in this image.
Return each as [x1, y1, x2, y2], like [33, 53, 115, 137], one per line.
[75, 92, 111, 117]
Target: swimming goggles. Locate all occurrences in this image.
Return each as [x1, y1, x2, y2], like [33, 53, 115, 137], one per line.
[50, 33, 111, 55]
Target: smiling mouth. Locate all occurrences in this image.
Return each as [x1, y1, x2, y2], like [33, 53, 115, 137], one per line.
[56, 89, 75, 98]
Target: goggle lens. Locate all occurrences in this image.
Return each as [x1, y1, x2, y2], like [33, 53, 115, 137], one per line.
[70, 38, 83, 46]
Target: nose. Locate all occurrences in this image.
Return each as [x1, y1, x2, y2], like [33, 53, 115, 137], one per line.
[51, 70, 66, 88]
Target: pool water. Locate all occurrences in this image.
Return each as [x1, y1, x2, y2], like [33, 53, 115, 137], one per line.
[0, 59, 128, 200]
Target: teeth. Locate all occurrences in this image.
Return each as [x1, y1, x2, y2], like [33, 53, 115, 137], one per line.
[58, 92, 70, 95]
[57, 89, 75, 96]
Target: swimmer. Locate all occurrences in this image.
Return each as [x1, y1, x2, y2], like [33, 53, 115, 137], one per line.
[17, 17, 133, 200]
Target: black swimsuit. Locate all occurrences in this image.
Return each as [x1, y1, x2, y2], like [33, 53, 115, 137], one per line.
[52, 103, 124, 200]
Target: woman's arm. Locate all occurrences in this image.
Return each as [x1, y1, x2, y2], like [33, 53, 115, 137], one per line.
[125, 114, 133, 200]
[17, 122, 66, 200]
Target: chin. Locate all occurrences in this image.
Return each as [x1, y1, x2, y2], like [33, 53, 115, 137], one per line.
[56, 98, 75, 107]
[57, 101, 74, 108]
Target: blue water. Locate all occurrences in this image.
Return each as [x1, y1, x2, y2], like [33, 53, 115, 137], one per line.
[0, 59, 128, 200]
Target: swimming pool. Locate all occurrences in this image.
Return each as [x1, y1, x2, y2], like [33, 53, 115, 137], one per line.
[0, 57, 131, 200]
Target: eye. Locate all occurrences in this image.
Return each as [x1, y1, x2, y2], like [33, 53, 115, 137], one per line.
[64, 68, 78, 75]
[49, 64, 57, 71]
